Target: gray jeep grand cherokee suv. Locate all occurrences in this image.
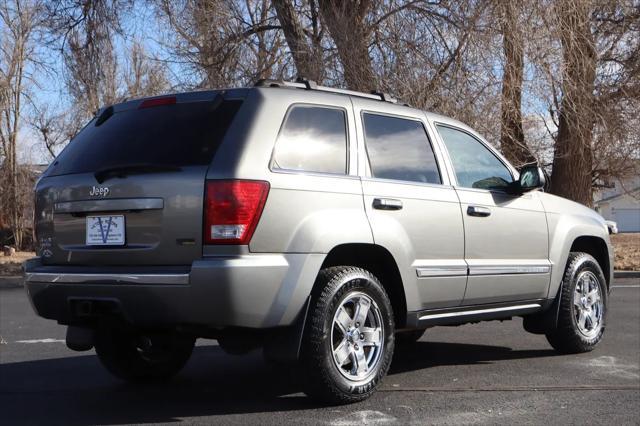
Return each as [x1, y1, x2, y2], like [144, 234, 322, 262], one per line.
[25, 79, 613, 404]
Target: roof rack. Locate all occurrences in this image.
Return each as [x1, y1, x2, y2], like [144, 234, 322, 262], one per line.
[254, 78, 401, 105]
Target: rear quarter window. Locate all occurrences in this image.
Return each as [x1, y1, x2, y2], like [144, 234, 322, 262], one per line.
[271, 105, 347, 175]
[47, 99, 242, 177]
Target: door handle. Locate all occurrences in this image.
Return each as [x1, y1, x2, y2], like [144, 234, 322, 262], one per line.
[373, 198, 403, 210]
[467, 205, 491, 217]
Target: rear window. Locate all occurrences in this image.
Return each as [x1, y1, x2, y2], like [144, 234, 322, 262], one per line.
[46, 99, 242, 177]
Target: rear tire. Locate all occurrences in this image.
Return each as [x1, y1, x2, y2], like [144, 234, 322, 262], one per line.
[94, 328, 195, 381]
[300, 266, 395, 404]
[545, 252, 607, 354]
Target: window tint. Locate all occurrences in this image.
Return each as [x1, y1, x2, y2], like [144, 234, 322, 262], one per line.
[436, 125, 513, 190]
[363, 113, 441, 184]
[272, 106, 347, 174]
[47, 99, 243, 177]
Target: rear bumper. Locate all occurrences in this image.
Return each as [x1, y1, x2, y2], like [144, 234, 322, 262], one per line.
[25, 253, 324, 329]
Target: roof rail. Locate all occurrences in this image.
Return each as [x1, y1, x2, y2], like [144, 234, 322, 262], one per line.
[253, 78, 401, 104]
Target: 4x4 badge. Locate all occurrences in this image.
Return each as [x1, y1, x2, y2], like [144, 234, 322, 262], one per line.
[89, 186, 110, 197]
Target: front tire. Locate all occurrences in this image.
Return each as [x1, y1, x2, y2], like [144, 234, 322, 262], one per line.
[301, 266, 395, 404]
[545, 252, 607, 354]
[94, 328, 195, 381]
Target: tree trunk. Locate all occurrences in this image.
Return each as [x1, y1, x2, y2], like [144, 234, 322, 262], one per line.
[273, 0, 322, 81]
[11, 59, 22, 249]
[318, 0, 375, 92]
[550, 1, 597, 206]
[499, 0, 535, 168]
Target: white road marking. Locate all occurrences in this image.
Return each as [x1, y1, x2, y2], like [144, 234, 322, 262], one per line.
[15, 338, 65, 344]
[611, 285, 640, 288]
[583, 356, 640, 380]
[329, 410, 398, 425]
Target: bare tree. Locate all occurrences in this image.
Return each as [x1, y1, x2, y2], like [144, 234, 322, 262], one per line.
[0, 0, 42, 248]
[550, 0, 599, 206]
[590, 1, 640, 189]
[124, 41, 169, 99]
[3, 0, 635, 237]
[273, 0, 323, 81]
[234, 0, 289, 82]
[45, 0, 127, 119]
[156, 0, 284, 88]
[498, 0, 536, 167]
[318, 0, 375, 91]
[30, 104, 80, 159]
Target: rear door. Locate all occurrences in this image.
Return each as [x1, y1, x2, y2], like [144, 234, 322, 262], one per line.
[433, 123, 550, 305]
[353, 98, 466, 311]
[35, 92, 244, 266]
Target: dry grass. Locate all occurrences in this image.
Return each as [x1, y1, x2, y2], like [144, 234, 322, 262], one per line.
[0, 235, 638, 276]
[0, 251, 35, 276]
[611, 233, 640, 271]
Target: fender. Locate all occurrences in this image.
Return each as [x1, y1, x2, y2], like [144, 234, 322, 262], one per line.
[543, 204, 611, 299]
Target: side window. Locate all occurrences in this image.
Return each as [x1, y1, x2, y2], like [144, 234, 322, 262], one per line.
[363, 113, 441, 184]
[436, 125, 513, 190]
[272, 105, 347, 174]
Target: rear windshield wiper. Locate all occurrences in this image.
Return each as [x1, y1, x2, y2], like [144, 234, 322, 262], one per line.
[94, 163, 182, 183]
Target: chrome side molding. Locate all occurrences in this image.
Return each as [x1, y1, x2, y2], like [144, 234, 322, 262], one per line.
[416, 265, 468, 278]
[416, 264, 551, 278]
[469, 265, 551, 276]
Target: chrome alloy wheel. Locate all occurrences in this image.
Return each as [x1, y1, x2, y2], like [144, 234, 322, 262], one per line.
[573, 270, 604, 338]
[330, 291, 384, 381]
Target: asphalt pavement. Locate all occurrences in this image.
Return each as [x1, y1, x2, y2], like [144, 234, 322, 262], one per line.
[1, 278, 639, 425]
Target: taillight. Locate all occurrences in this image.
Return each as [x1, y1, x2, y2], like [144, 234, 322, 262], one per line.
[204, 180, 270, 245]
[138, 96, 176, 109]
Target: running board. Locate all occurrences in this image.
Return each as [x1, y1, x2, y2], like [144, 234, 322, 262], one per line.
[406, 301, 546, 328]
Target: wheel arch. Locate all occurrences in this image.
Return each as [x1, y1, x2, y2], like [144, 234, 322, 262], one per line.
[570, 236, 611, 290]
[320, 243, 408, 328]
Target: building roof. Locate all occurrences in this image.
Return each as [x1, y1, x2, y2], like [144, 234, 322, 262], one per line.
[595, 186, 640, 204]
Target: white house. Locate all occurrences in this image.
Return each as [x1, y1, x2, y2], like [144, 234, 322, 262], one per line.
[594, 173, 640, 233]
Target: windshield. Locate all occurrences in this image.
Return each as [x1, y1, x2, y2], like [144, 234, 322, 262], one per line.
[46, 99, 242, 177]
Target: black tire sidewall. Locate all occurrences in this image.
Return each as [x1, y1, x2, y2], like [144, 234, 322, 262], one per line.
[548, 252, 608, 354]
[303, 267, 395, 401]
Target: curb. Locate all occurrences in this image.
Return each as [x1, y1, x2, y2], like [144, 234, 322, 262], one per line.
[614, 270, 640, 279]
[0, 276, 24, 289]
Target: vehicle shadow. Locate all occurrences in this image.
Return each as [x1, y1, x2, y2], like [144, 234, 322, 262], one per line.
[0, 341, 558, 425]
[389, 340, 557, 375]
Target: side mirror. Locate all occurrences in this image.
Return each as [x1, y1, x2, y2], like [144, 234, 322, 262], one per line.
[514, 165, 546, 193]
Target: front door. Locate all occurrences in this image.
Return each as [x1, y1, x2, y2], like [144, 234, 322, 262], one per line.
[434, 123, 550, 305]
